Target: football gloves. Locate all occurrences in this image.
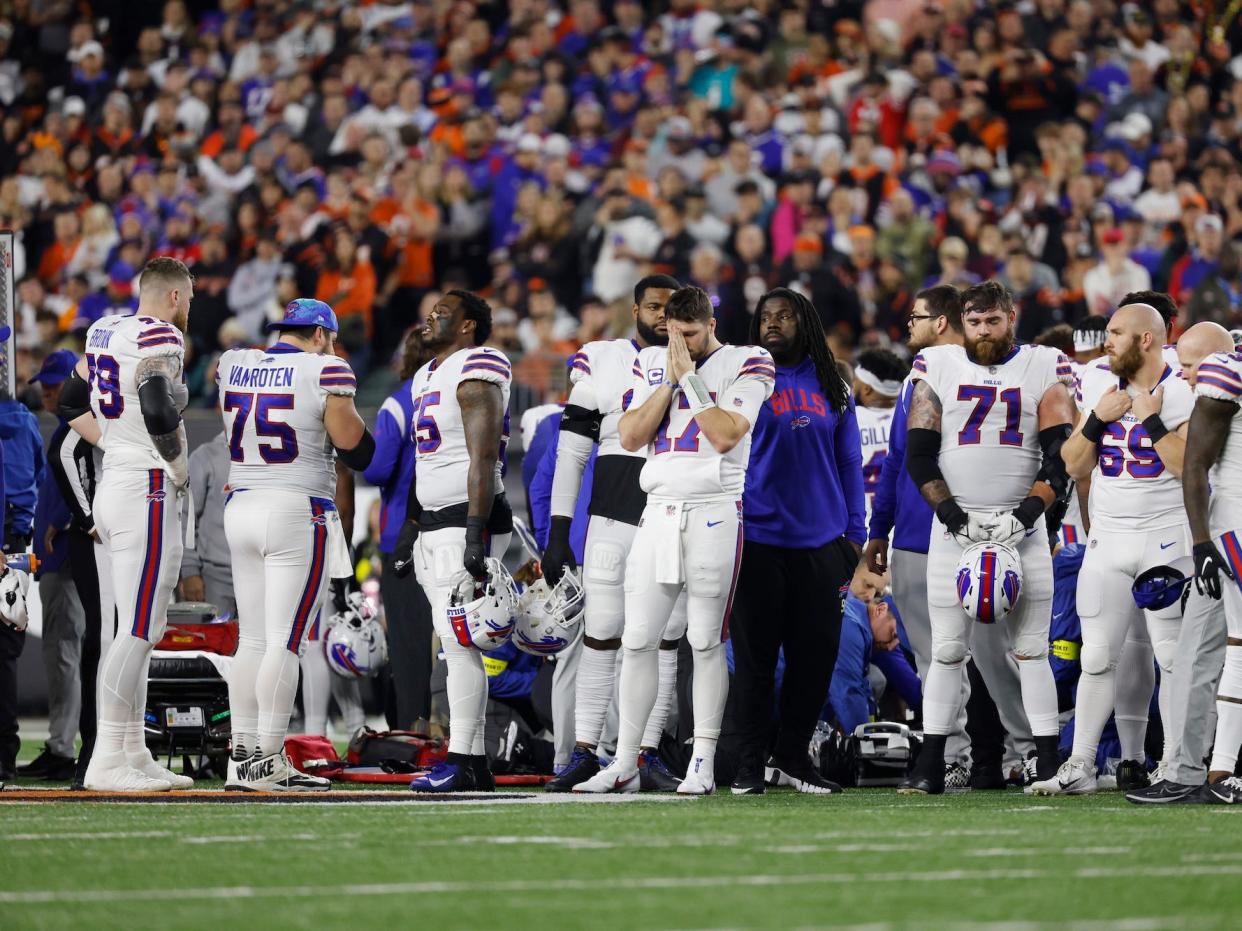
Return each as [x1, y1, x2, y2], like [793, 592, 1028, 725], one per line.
[1193, 540, 1234, 600]
[541, 516, 576, 587]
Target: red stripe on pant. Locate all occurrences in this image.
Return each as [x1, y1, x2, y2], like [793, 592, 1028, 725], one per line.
[132, 470, 165, 640]
[719, 503, 745, 642]
[287, 501, 328, 652]
[1223, 532, 1242, 593]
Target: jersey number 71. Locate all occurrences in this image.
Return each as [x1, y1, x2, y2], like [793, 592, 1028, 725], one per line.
[223, 391, 299, 464]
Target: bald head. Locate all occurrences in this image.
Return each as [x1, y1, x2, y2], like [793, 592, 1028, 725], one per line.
[1113, 302, 1166, 338]
[1178, 321, 1235, 386]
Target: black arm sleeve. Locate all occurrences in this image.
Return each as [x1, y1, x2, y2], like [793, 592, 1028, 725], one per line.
[137, 373, 181, 436]
[560, 403, 602, 441]
[335, 428, 375, 470]
[58, 369, 92, 421]
[404, 466, 420, 525]
[905, 428, 946, 489]
[1036, 424, 1072, 499]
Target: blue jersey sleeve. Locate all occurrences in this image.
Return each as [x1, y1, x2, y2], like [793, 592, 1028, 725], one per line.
[362, 402, 404, 487]
[871, 647, 923, 712]
[828, 599, 874, 734]
[868, 383, 908, 541]
[528, 418, 560, 550]
[836, 398, 867, 545]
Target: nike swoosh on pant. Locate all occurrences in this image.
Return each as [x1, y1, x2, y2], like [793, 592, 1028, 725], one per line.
[706, 521, 723, 528]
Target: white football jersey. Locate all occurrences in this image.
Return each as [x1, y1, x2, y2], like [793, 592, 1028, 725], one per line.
[83, 313, 186, 473]
[409, 345, 512, 511]
[910, 343, 1074, 511]
[1193, 351, 1242, 534]
[631, 344, 775, 503]
[1077, 360, 1192, 532]
[855, 403, 893, 528]
[217, 344, 356, 499]
[567, 338, 645, 459]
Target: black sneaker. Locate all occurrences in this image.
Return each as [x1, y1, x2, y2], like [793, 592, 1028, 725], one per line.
[970, 761, 1007, 790]
[17, 746, 76, 780]
[472, 756, 495, 792]
[637, 749, 681, 791]
[730, 759, 766, 796]
[1125, 780, 1200, 805]
[1115, 760, 1150, 792]
[545, 746, 600, 793]
[1204, 776, 1242, 804]
[767, 755, 843, 795]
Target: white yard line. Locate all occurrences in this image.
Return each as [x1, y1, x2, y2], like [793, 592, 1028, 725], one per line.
[5, 863, 1242, 905]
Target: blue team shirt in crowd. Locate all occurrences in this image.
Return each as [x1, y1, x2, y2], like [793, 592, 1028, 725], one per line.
[869, 379, 933, 554]
[744, 356, 866, 549]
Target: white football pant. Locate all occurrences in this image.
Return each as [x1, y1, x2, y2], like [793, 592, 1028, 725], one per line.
[614, 499, 741, 781]
[415, 526, 511, 756]
[1208, 530, 1242, 775]
[92, 469, 184, 766]
[1071, 526, 1187, 766]
[225, 490, 333, 757]
[924, 515, 1058, 740]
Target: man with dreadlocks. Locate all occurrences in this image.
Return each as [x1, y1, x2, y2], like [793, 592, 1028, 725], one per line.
[899, 280, 1076, 795]
[728, 287, 865, 795]
[574, 286, 774, 795]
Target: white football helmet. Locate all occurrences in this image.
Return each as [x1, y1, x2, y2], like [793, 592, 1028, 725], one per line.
[0, 568, 30, 632]
[513, 569, 585, 656]
[955, 541, 1022, 624]
[325, 590, 388, 678]
[447, 558, 517, 651]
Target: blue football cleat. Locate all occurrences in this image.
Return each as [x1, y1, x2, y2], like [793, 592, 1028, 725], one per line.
[410, 761, 476, 792]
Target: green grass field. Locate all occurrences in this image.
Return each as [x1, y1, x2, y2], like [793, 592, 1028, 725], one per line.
[4, 786, 1242, 930]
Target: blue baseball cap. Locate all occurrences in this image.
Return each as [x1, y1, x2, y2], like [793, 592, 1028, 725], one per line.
[267, 298, 339, 333]
[30, 349, 78, 385]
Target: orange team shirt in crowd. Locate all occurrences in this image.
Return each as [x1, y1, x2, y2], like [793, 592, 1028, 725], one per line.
[200, 124, 259, 159]
[315, 260, 378, 338]
[37, 238, 79, 288]
[371, 198, 438, 289]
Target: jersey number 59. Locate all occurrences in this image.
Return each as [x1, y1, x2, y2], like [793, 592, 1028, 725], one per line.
[223, 392, 299, 464]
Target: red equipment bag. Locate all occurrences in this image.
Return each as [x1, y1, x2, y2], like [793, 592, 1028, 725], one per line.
[156, 616, 239, 655]
[284, 735, 346, 775]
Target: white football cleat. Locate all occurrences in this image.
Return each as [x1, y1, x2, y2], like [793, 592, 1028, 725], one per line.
[572, 759, 639, 794]
[83, 763, 172, 793]
[676, 756, 715, 796]
[130, 754, 194, 790]
[1026, 758, 1097, 796]
[226, 749, 330, 792]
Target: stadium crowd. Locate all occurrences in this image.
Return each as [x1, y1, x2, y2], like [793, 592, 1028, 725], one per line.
[5, 0, 1242, 800]
[3, 0, 1242, 402]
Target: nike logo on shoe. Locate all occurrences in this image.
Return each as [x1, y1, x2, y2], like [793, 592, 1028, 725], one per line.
[706, 521, 723, 528]
[426, 774, 454, 788]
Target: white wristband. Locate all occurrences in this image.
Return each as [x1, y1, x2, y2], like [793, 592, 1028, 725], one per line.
[680, 372, 713, 416]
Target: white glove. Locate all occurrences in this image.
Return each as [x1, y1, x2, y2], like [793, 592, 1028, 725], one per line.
[951, 512, 999, 546]
[985, 511, 1028, 547]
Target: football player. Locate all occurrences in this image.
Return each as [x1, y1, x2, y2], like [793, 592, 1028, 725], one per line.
[62, 257, 196, 792]
[542, 274, 687, 792]
[1177, 325, 1242, 803]
[866, 287, 975, 787]
[403, 291, 512, 792]
[1030, 302, 1194, 795]
[898, 280, 1075, 794]
[852, 348, 908, 530]
[575, 286, 775, 794]
[218, 299, 372, 791]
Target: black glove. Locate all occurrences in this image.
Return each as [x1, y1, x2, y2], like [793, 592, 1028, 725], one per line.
[463, 516, 487, 580]
[935, 499, 968, 537]
[542, 516, 576, 586]
[392, 520, 419, 578]
[1194, 540, 1234, 600]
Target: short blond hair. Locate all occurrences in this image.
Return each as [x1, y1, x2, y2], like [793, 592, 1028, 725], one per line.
[139, 256, 192, 296]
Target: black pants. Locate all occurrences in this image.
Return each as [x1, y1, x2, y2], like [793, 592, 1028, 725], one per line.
[730, 537, 858, 764]
[68, 532, 102, 779]
[0, 623, 22, 775]
[381, 552, 434, 729]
